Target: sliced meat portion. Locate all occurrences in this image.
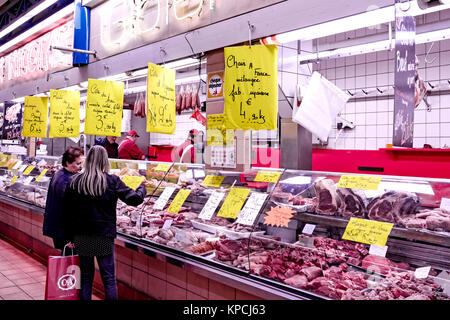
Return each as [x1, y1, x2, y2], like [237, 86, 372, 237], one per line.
[336, 188, 367, 219]
[284, 274, 309, 289]
[425, 215, 450, 232]
[314, 179, 340, 216]
[367, 191, 420, 224]
[301, 266, 323, 281]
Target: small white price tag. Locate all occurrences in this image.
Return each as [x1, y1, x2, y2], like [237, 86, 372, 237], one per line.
[198, 191, 225, 220]
[18, 164, 28, 172]
[415, 266, 431, 279]
[153, 187, 176, 210]
[12, 160, 23, 170]
[302, 224, 316, 235]
[138, 162, 147, 170]
[162, 219, 173, 229]
[440, 198, 450, 211]
[206, 237, 220, 242]
[369, 244, 388, 257]
[236, 192, 268, 226]
[23, 176, 34, 185]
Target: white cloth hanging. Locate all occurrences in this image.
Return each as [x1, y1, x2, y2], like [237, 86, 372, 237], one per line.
[292, 72, 350, 142]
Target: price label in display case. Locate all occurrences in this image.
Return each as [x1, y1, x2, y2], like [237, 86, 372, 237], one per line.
[337, 175, 382, 190]
[202, 175, 224, 188]
[198, 191, 225, 220]
[167, 189, 191, 214]
[121, 176, 145, 190]
[22, 165, 35, 175]
[217, 188, 250, 219]
[153, 186, 176, 210]
[35, 169, 48, 182]
[254, 171, 281, 183]
[342, 217, 393, 247]
[236, 192, 267, 226]
[154, 163, 172, 172]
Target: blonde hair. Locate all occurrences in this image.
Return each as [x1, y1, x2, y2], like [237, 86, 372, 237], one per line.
[70, 145, 110, 197]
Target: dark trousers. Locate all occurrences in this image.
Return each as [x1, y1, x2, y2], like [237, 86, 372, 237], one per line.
[79, 253, 118, 300]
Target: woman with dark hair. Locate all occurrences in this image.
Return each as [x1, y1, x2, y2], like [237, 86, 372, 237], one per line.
[43, 146, 84, 251]
[63, 145, 146, 300]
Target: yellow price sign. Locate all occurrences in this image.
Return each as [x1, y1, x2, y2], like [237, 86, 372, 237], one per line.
[224, 45, 278, 131]
[154, 163, 171, 172]
[147, 63, 176, 134]
[167, 189, 191, 214]
[217, 188, 250, 219]
[49, 89, 80, 137]
[342, 217, 393, 247]
[22, 96, 49, 137]
[35, 169, 48, 182]
[85, 79, 124, 137]
[121, 176, 145, 190]
[10, 175, 18, 184]
[337, 175, 382, 190]
[202, 175, 225, 188]
[22, 165, 35, 175]
[254, 171, 281, 183]
[206, 114, 234, 146]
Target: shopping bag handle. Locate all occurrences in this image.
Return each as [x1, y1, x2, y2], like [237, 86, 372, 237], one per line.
[63, 243, 74, 257]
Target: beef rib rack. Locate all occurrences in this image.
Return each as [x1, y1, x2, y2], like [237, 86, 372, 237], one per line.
[366, 191, 420, 224]
[314, 179, 341, 215]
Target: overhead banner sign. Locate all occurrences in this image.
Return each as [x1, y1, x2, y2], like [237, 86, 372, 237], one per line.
[85, 79, 124, 136]
[22, 96, 48, 137]
[49, 90, 80, 138]
[2, 101, 22, 140]
[224, 45, 278, 131]
[147, 62, 176, 134]
[393, 2, 415, 148]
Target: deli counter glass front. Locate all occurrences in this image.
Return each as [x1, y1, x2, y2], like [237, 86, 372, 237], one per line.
[0, 153, 449, 300]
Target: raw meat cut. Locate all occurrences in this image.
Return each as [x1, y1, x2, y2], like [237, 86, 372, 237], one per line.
[367, 191, 420, 223]
[336, 188, 367, 218]
[314, 179, 341, 215]
[284, 275, 308, 289]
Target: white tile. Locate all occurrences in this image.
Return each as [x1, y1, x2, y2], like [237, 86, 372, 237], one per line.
[366, 52, 377, 63]
[388, 111, 394, 125]
[281, 72, 298, 97]
[346, 113, 355, 123]
[355, 54, 365, 65]
[366, 138, 377, 150]
[355, 76, 365, 88]
[440, 65, 450, 79]
[377, 50, 388, 61]
[377, 138, 388, 149]
[440, 50, 450, 66]
[377, 112, 388, 125]
[345, 65, 355, 77]
[325, 68, 335, 79]
[415, 109, 426, 123]
[366, 125, 377, 137]
[366, 100, 377, 113]
[355, 113, 366, 126]
[366, 113, 377, 125]
[346, 102, 355, 114]
[425, 137, 440, 148]
[441, 123, 450, 136]
[426, 67, 440, 82]
[336, 57, 345, 67]
[377, 99, 389, 112]
[345, 138, 355, 149]
[441, 137, 450, 148]
[388, 60, 395, 73]
[377, 60, 388, 73]
[366, 62, 377, 75]
[345, 77, 355, 89]
[377, 125, 388, 137]
[335, 138, 346, 149]
[355, 64, 365, 77]
[426, 123, 440, 137]
[336, 66, 345, 79]
[415, 43, 426, 55]
[413, 137, 426, 148]
[441, 39, 450, 51]
[354, 138, 366, 150]
[345, 55, 356, 66]
[388, 99, 394, 112]
[441, 108, 450, 122]
[282, 47, 298, 73]
[355, 101, 366, 113]
[366, 75, 377, 88]
[414, 123, 426, 137]
[326, 59, 336, 69]
[376, 73, 389, 86]
[424, 53, 440, 68]
[425, 107, 440, 123]
[336, 79, 345, 90]
[354, 126, 366, 138]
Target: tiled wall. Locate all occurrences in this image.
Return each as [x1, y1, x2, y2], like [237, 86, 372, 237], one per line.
[312, 10, 450, 150]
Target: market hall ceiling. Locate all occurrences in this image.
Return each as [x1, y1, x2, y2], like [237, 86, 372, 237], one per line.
[0, 0, 73, 47]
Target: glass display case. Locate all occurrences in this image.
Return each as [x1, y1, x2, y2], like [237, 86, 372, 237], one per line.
[0, 153, 449, 300]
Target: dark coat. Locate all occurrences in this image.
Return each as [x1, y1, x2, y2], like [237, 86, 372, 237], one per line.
[43, 168, 74, 242]
[62, 173, 146, 240]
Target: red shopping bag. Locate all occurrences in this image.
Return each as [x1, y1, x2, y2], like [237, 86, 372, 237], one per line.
[45, 245, 80, 300]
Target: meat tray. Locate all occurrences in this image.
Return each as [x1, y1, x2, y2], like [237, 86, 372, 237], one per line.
[191, 220, 265, 240]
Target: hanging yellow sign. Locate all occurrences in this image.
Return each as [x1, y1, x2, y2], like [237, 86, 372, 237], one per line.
[121, 175, 145, 190]
[22, 96, 49, 137]
[217, 188, 250, 219]
[342, 217, 394, 247]
[85, 79, 124, 136]
[147, 63, 176, 134]
[224, 45, 278, 131]
[167, 189, 191, 214]
[206, 114, 234, 146]
[49, 90, 80, 137]
[337, 175, 382, 190]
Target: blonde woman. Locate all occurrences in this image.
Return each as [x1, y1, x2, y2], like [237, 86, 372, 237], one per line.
[63, 145, 146, 300]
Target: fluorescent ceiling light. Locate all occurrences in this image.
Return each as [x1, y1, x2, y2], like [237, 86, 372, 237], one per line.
[263, 1, 450, 44]
[0, 0, 59, 40]
[0, 3, 74, 55]
[298, 27, 450, 63]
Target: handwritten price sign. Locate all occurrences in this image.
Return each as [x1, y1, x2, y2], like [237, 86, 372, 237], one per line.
[202, 175, 224, 187]
[147, 63, 176, 134]
[22, 96, 48, 137]
[121, 175, 145, 190]
[337, 175, 382, 190]
[217, 188, 250, 219]
[206, 114, 234, 146]
[224, 45, 278, 131]
[342, 217, 393, 247]
[35, 169, 48, 182]
[254, 171, 281, 183]
[154, 163, 171, 172]
[22, 165, 35, 176]
[85, 79, 124, 137]
[167, 189, 191, 214]
[49, 89, 80, 137]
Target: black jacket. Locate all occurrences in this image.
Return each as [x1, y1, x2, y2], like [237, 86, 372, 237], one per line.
[63, 173, 146, 240]
[43, 168, 74, 241]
